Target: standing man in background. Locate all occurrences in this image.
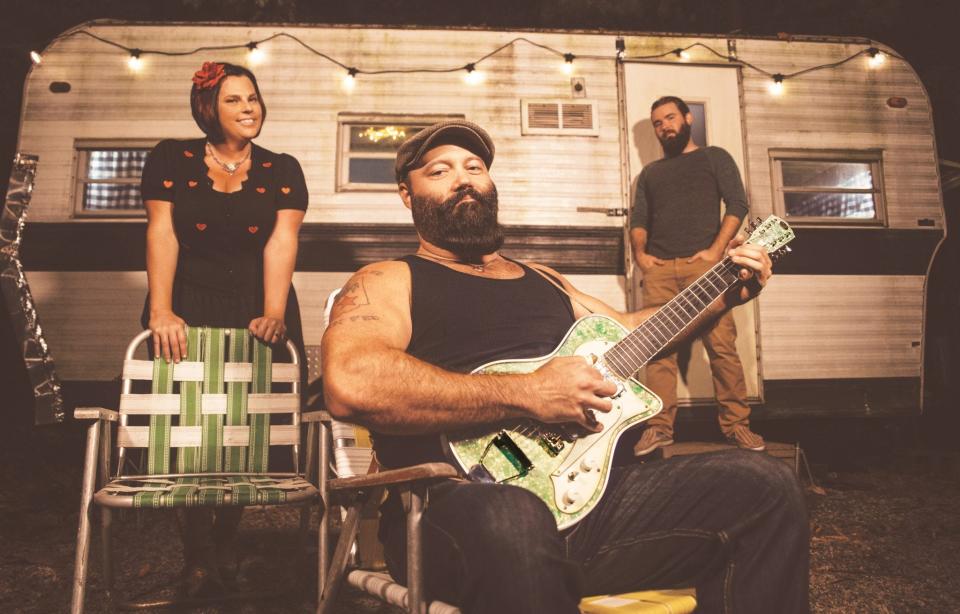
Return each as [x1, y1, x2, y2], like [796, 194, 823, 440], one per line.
[630, 95, 764, 456]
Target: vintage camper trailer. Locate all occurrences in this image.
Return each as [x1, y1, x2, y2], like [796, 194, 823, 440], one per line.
[14, 21, 944, 419]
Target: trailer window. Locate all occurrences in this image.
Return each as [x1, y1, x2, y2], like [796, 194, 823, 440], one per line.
[337, 115, 462, 191]
[770, 150, 886, 226]
[74, 142, 154, 217]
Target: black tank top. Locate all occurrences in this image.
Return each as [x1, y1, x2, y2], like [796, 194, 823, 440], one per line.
[373, 255, 576, 468]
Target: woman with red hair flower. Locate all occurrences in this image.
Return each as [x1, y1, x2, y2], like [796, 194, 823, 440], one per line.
[139, 61, 307, 596]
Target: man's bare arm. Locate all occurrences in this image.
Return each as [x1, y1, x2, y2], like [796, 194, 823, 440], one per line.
[321, 262, 616, 435]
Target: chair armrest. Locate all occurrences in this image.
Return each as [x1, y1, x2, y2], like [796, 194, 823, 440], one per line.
[329, 462, 459, 492]
[302, 410, 332, 423]
[74, 407, 119, 421]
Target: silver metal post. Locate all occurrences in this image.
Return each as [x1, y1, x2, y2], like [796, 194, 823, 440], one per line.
[71, 421, 101, 614]
[405, 485, 426, 614]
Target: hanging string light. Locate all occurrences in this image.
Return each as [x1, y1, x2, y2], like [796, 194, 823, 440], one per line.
[768, 73, 785, 96]
[26, 29, 906, 97]
[127, 49, 143, 71]
[463, 63, 485, 85]
[867, 47, 886, 68]
[246, 41, 265, 65]
[341, 67, 358, 92]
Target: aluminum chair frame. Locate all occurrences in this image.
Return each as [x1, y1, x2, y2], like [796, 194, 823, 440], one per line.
[71, 328, 325, 613]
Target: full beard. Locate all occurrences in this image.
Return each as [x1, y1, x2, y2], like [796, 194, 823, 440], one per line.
[410, 184, 504, 263]
[659, 122, 692, 157]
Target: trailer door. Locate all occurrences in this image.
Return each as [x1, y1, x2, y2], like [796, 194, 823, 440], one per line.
[621, 62, 761, 404]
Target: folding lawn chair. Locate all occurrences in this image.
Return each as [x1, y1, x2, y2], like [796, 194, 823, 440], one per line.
[71, 326, 323, 612]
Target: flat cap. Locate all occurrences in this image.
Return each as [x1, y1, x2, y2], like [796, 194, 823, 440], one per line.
[394, 120, 495, 182]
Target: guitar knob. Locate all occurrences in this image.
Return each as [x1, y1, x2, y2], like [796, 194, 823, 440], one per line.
[563, 488, 581, 506]
[580, 456, 598, 472]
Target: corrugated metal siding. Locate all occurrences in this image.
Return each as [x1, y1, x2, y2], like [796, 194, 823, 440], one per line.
[21, 24, 623, 226]
[26, 270, 353, 380]
[735, 39, 942, 229]
[758, 275, 924, 380]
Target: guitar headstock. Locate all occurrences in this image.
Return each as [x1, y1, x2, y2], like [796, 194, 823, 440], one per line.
[744, 215, 795, 262]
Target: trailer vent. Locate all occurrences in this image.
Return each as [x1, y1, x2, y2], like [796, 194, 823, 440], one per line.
[521, 100, 599, 136]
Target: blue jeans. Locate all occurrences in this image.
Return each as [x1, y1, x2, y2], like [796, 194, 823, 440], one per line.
[380, 450, 809, 614]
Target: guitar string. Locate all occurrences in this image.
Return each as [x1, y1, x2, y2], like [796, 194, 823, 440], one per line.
[603, 257, 743, 378]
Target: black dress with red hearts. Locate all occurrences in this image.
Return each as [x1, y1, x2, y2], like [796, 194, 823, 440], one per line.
[139, 138, 308, 353]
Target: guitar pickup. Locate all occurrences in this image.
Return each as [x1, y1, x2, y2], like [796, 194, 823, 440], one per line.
[492, 431, 533, 479]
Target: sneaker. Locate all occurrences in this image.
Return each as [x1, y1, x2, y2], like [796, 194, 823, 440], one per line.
[726, 425, 765, 451]
[634, 427, 674, 456]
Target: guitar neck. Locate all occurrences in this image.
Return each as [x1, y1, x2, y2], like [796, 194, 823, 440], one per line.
[604, 258, 741, 377]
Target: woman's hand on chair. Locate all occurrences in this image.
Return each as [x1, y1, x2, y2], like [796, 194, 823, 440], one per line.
[249, 316, 286, 345]
[149, 310, 188, 363]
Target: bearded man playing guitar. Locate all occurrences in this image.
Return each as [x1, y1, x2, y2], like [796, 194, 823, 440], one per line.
[321, 120, 809, 614]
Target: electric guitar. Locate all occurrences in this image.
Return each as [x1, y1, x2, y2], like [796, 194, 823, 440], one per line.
[444, 215, 795, 529]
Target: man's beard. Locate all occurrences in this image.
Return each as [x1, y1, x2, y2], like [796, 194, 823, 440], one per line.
[659, 121, 692, 157]
[410, 184, 504, 263]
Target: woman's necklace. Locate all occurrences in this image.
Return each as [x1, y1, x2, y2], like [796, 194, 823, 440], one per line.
[417, 249, 502, 273]
[206, 141, 251, 175]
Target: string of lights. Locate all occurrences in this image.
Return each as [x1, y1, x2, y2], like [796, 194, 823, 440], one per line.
[26, 27, 903, 96]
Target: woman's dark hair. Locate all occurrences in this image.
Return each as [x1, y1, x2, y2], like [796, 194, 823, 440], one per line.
[190, 63, 266, 143]
[650, 95, 690, 116]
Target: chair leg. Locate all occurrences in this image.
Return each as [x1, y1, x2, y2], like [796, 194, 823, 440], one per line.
[317, 421, 330, 612]
[402, 484, 427, 614]
[318, 487, 382, 614]
[71, 421, 101, 614]
[101, 507, 114, 595]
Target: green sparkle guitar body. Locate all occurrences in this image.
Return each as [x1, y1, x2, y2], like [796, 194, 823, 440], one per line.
[445, 314, 662, 530]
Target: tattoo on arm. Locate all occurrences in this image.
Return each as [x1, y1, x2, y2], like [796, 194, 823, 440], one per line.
[333, 270, 382, 314]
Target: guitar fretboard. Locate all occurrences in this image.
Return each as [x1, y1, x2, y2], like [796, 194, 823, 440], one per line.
[603, 259, 742, 378]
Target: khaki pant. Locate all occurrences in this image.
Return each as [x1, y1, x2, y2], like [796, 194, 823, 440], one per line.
[641, 257, 750, 436]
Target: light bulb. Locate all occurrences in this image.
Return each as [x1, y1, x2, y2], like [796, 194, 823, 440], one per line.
[247, 43, 265, 65]
[562, 53, 575, 75]
[868, 48, 886, 68]
[463, 64, 485, 85]
[127, 50, 143, 72]
[341, 68, 357, 92]
[768, 74, 784, 96]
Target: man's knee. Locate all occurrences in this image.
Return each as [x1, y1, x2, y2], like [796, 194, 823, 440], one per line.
[723, 450, 806, 515]
[465, 484, 559, 545]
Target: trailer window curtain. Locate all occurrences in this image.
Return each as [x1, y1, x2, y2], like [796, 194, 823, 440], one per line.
[770, 150, 886, 226]
[74, 142, 155, 217]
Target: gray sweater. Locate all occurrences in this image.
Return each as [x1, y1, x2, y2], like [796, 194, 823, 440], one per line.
[630, 146, 749, 259]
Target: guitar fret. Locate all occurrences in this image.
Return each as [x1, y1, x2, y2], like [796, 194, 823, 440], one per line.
[606, 258, 741, 376]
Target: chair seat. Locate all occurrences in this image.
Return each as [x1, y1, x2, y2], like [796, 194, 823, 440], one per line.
[93, 474, 318, 509]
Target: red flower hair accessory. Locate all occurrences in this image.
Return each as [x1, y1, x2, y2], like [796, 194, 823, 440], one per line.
[192, 62, 226, 90]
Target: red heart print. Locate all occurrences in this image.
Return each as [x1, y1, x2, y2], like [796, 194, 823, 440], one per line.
[256, 187, 266, 194]
[188, 180, 198, 188]
[262, 161, 273, 168]
[183, 150, 195, 158]
[196, 223, 207, 231]
[280, 186, 291, 194]
[248, 226, 259, 234]
[162, 180, 173, 188]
